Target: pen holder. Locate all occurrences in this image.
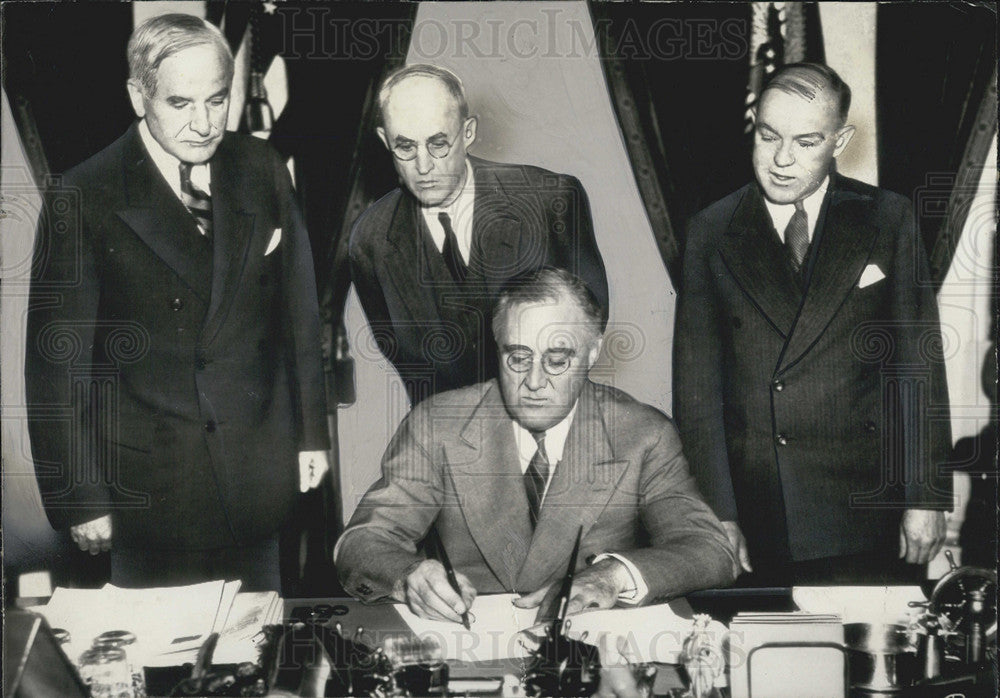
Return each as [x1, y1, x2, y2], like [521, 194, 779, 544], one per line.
[523, 631, 601, 697]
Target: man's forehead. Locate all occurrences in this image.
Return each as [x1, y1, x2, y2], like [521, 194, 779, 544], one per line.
[504, 302, 590, 345]
[383, 78, 459, 126]
[152, 45, 231, 93]
[758, 86, 839, 125]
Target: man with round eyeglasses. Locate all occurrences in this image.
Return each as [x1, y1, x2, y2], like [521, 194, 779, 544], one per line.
[349, 64, 608, 405]
[336, 268, 734, 622]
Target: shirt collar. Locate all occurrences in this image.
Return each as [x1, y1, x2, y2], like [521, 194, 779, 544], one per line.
[764, 174, 829, 240]
[424, 158, 475, 219]
[138, 119, 211, 196]
[513, 402, 578, 467]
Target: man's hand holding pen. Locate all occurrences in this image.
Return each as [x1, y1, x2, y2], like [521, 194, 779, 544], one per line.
[394, 559, 477, 624]
[394, 559, 633, 626]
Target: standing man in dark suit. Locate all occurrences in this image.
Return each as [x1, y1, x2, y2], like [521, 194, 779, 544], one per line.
[337, 269, 734, 620]
[25, 14, 330, 591]
[350, 64, 608, 405]
[674, 63, 952, 585]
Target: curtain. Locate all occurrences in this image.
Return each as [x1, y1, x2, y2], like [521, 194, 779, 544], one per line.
[876, 2, 996, 277]
[590, 2, 825, 284]
[263, 1, 416, 594]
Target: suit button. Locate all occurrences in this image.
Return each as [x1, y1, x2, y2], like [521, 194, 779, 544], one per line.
[773, 379, 785, 392]
[205, 420, 216, 433]
[195, 353, 208, 370]
[776, 433, 788, 446]
[170, 297, 184, 311]
[732, 316, 742, 329]
[864, 420, 878, 433]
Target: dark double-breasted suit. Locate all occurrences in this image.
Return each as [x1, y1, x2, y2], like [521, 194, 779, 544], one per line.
[25, 123, 329, 552]
[349, 156, 608, 403]
[673, 173, 952, 563]
[336, 379, 735, 603]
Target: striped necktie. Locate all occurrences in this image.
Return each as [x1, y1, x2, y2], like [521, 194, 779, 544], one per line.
[524, 431, 549, 529]
[784, 200, 809, 271]
[179, 162, 213, 238]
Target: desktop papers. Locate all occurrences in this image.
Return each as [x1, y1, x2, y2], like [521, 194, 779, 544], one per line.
[792, 585, 926, 625]
[395, 594, 715, 665]
[32, 581, 281, 668]
[395, 593, 539, 661]
[728, 612, 844, 698]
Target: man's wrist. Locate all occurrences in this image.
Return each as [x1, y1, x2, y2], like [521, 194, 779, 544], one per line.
[591, 553, 645, 602]
[392, 559, 426, 603]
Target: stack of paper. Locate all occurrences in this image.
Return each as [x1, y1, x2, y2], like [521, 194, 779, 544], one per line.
[31, 581, 280, 669]
[792, 585, 925, 625]
[728, 612, 844, 698]
[213, 591, 283, 664]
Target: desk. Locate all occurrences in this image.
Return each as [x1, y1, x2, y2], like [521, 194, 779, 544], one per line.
[24, 587, 995, 697]
[280, 596, 731, 696]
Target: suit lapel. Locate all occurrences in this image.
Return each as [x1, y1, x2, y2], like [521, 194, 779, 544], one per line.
[467, 159, 523, 288]
[717, 185, 802, 338]
[116, 123, 212, 301]
[516, 383, 628, 592]
[201, 136, 255, 345]
[446, 383, 534, 590]
[383, 193, 444, 325]
[779, 177, 879, 370]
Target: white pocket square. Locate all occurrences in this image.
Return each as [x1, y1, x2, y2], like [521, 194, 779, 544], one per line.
[264, 228, 282, 256]
[858, 264, 886, 288]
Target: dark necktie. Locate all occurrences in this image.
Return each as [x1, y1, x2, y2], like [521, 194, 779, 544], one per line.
[524, 431, 549, 529]
[438, 212, 467, 283]
[784, 200, 809, 271]
[179, 162, 213, 238]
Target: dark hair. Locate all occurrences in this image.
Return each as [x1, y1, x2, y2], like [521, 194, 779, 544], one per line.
[492, 267, 607, 341]
[127, 14, 233, 95]
[377, 63, 469, 127]
[763, 62, 852, 125]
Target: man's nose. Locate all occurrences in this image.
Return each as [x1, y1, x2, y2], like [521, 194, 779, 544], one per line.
[524, 360, 548, 392]
[189, 105, 212, 137]
[773, 141, 794, 167]
[414, 147, 434, 175]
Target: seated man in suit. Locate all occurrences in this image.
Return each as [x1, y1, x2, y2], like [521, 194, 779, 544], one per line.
[336, 268, 734, 621]
[350, 64, 608, 404]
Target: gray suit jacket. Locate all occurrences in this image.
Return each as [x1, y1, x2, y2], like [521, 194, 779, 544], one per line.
[336, 379, 735, 603]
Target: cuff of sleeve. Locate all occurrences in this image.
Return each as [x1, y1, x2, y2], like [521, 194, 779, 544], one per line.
[592, 553, 649, 605]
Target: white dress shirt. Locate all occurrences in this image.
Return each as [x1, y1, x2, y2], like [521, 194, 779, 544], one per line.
[420, 159, 475, 264]
[138, 119, 212, 200]
[764, 175, 829, 243]
[512, 405, 648, 604]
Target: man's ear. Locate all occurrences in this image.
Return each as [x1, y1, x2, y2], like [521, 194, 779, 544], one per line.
[833, 125, 856, 157]
[126, 80, 147, 118]
[587, 335, 604, 367]
[463, 116, 478, 148]
[376, 126, 390, 151]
